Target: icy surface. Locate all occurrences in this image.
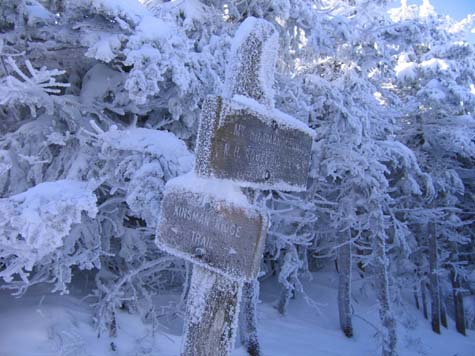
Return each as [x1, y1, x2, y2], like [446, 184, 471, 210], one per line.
[186, 267, 217, 324]
[224, 17, 279, 109]
[0, 180, 97, 279]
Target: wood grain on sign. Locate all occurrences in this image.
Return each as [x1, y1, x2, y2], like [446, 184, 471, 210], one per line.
[157, 189, 266, 281]
[182, 266, 241, 356]
[195, 96, 313, 192]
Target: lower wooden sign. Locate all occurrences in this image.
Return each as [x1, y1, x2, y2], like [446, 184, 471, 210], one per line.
[156, 175, 267, 281]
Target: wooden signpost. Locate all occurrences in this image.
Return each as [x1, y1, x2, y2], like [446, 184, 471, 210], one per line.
[156, 16, 314, 356]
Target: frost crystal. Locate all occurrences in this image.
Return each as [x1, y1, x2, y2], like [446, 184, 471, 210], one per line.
[99, 126, 194, 171]
[0, 180, 97, 281]
[224, 17, 279, 109]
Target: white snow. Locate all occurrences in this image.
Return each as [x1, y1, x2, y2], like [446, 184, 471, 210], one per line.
[419, 0, 436, 18]
[0, 149, 11, 176]
[26, 1, 53, 25]
[231, 95, 315, 137]
[85, 34, 122, 63]
[164, 172, 249, 208]
[420, 58, 449, 72]
[134, 15, 176, 42]
[418, 78, 446, 100]
[100, 127, 194, 171]
[395, 54, 417, 81]
[79, 0, 148, 24]
[1, 271, 473, 356]
[80, 63, 125, 105]
[396, 56, 449, 82]
[0, 180, 97, 279]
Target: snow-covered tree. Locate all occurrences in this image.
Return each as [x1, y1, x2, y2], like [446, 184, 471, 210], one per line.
[1, 1, 474, 354]
[388, 1, 475, 335]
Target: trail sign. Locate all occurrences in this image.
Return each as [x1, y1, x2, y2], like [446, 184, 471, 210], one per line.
[155, 16, 315, 356]
[157, 174, 266, 281]
[195, 96, 314, 192]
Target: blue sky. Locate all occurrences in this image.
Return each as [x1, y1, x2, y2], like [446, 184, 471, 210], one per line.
[430, 0, 475, 19]
[405, 0, 475, 41]
[406, 0, 475, 19]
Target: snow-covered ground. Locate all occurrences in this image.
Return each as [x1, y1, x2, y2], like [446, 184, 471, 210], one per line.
[0, 271, 473, 356]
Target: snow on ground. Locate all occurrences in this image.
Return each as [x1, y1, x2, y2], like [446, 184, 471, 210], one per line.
[0, 271, 473, 356]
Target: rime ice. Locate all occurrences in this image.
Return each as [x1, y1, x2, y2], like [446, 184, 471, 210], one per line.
[0, 180, 97, 281]
[224, 17, 279, 109]
[182, 266, 242, 356]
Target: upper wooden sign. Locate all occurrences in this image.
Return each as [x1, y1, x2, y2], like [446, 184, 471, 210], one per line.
[195, 96, 314, 192]
[156, 174, 267, 281]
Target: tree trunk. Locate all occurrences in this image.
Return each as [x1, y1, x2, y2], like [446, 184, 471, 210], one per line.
[307, 249, 319, 272]
[239, 280, 261, 356]
[421, 280, 428, 320]
[179, 261, 193, 310]
[428, 223, 440, 334]
[440, 291, 448, 329]
[276, 283, 293, 316]
[337, 231, 353, 338]
[373, 234, 397, 356]
[451, 269, 466, 336]
[414, 286, 420, 310]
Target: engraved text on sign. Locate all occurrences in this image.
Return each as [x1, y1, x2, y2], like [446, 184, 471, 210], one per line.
[157, 189, 266, 281]
[195, 96, 314, 192]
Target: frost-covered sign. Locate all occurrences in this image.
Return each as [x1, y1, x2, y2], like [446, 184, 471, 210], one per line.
[196, 96, 314, 191]
[157, 174, 266, 281]
[195, 18, 314, 192]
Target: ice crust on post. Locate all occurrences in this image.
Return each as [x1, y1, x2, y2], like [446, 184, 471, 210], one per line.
[156, 173, 267, 282]
[182, 266, 242, 356]
[195, 95, 314, 192]
[224, 17, 278, 109]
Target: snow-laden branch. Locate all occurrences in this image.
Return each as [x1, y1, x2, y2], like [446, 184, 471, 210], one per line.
[0, 57, 70, 117]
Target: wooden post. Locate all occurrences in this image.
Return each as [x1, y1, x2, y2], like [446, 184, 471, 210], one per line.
[239, 280, 261, 356]
[182, 266, 242, 356]
[156, 17, 315, 356]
